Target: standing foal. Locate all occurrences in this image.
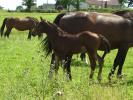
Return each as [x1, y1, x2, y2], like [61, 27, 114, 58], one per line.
[32, 19, 110, 81]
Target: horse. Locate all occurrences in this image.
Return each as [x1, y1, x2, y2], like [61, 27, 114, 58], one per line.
[32, 19, 110, 81]
[1, 17, 42, 39]
[43, 11, 133, 80]
[113, 10, 133, 21]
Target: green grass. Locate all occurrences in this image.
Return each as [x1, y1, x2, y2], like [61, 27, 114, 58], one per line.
[0, 10, 133, 100]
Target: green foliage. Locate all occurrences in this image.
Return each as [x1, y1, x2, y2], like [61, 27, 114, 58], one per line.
[55, 0, 85, 11]
[127, 0, 133, 7]
[119, 0, 127, 7]
[22, 0, 36, 11]
[16, 6, 23, 11]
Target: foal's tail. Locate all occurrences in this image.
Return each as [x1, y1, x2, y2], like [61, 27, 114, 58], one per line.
[99, 35, 111, 59]
[1, 18, 7, 37]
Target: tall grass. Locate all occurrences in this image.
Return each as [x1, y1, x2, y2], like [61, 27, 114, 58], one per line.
[0, 10, 133, 100]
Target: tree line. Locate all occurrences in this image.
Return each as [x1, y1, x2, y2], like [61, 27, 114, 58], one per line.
[17, 0, 133, 12]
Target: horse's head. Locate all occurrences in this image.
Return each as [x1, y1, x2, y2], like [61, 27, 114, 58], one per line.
[32, 17, 51, 36]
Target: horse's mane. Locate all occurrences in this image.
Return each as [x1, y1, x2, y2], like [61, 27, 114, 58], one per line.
[42, 13, 66, 57]
[113, 10, 131, 15]
[41, 20, 67, 57]
[26, 16, 39, 22]
[47, 21, 66, 35]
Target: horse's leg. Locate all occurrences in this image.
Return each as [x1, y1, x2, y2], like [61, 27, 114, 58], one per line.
[54, 55, 59, 75]
[108, 45, 128, 80]
[4, 28, 12, 38]
[117, 47, 128, 78]
[97, 54, 103, 82]
[88, 51, 97, 80]
[64, 55, 72, 80]
[27, 30, 32, 39]
[38, 34, 43, 40]
[97, 51, 107, 82]
[1, 30, 4, 37]
[48, 53, 55, 79]
[80, 52, 86, 61]
[97, 53, 104, 68]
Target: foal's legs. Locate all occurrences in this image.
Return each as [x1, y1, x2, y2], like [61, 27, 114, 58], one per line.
[108, 45, 128, 80]
[1, 30, 4, 37]
[38, 34, 43, 39]
[97, 54, 104, 81]
[80, 52, 86, 61]
[80, 52, 88, 64]
[48, 53, 59, 79]
[88, 51, 97, 80]
[4, 28, 12, 38]
[97, 54, 104, 67]
[48, 53, 55, 78]
[28, 30, 32, 39]
[54, 55, 59, 75]
[97, 51, 108, 81]
[63, 55, 72, 80]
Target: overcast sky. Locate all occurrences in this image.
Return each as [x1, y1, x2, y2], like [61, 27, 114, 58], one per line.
[0, 0, 56, 10]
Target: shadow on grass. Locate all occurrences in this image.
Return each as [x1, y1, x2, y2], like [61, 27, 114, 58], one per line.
[96, 78, 133, 87]
[71, 58, 88, 67]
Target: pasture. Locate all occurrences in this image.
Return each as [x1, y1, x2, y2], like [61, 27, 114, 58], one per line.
[0, 10, 133, 100]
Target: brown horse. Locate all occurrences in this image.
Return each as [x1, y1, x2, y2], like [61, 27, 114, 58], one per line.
[44, 11, 133, 80]
[1, 17, 42, 39]
[32, 19, 110, 81]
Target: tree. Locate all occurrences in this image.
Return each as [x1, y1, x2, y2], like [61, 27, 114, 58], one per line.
[72, 0, 85, 11]
[119, 0, 127, 7]
[127, 0, 133, 7]
[22, 0, 36, 11]
[55, 0, 85, 11]
[16, 6, 23, 11]
[0, 6, 3, 10]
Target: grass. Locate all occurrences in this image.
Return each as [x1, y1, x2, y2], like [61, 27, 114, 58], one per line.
[0, 10, 133, 100]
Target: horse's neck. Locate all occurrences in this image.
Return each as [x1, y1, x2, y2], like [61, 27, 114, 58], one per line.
[45, 26, 62, 41]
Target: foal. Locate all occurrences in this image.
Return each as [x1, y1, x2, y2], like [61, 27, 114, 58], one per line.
[32, 19, 110, 81]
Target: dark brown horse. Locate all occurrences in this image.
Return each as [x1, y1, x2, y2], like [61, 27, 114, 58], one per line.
[1, 17, 42, 39]
[44, 11, 133, 80]
[32, 19, 110, 81]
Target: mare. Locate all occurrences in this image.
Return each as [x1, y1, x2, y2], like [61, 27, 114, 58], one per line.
[1, 17, 42, 39]
[32, 19, 110, 81]
[44, 11, 133, 80]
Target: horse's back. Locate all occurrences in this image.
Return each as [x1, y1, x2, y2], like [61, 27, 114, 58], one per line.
[113, 10, 133, 21]
[5, 17, 37, 30]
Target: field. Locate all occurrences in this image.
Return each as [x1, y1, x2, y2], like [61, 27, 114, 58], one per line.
[0, 10, 133, 100]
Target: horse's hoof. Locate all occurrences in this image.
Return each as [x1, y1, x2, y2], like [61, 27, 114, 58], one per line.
[66, 74, 72, 81]
[108, 73, 114, 81]
[89, 78, 94, 85]
[117, 73, 126, 79]
[97, 77, 102, 83]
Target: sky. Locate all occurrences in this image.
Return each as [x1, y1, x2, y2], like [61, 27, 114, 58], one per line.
[0, 0, 56, 10]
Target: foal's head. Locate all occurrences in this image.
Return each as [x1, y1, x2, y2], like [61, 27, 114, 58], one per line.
[32, 17, 64, 37]
[32, 17, 54, 36]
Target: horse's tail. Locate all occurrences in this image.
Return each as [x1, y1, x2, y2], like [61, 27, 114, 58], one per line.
[99, 35, 111, 59]
[1, 18, 7, 37]
[42, 13, 66, 58]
